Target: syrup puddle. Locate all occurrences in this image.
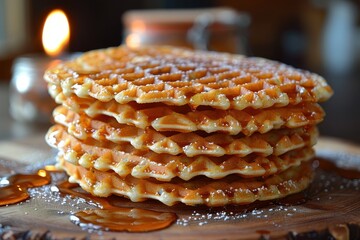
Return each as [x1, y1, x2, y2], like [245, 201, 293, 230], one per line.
[0, 170, 51, 206]
[57, 181, 177, 232]
[315, 157, 360, 179]
[70, 209, 177, 232]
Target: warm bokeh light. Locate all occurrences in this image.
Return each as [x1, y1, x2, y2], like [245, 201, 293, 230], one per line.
[125, 20, 145, 48]
[42, 9, 70, 56]
[125, 33, 141, 48]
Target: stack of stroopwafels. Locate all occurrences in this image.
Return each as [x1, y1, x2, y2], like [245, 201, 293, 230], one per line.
[45, 45, 333, 206]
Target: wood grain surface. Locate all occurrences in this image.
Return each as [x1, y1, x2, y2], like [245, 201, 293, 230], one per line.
[0, 135, 359, 240]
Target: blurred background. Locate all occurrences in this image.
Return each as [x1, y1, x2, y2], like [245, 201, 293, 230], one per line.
[0, 0, 360, 143]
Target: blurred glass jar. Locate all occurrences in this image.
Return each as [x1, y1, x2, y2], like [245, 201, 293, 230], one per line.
[9, 55, 60, 123]
[122, 7, 250, 54]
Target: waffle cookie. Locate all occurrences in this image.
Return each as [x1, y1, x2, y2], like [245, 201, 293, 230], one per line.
[44, 45, 332, 110]
[52, 92, 325, 135]
[58, 156, 314, 206]
[46, 125, 315, 181]
[53, 106, 318, 157]
[45, 45, 332, 206]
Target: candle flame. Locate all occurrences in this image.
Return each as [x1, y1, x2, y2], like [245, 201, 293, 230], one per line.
[42, 9, 70, 56]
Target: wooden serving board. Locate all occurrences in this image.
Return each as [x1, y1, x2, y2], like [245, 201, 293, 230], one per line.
[0, 135, 359, 240]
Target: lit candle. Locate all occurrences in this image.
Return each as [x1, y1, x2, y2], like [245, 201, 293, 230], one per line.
[42, 9, 70, 57]
[10, 9, 73, 123]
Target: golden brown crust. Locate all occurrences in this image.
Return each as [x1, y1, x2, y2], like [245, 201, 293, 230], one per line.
[51, 91, 325, 136]
[58, 156, 314, 206]
[46, 125, 315, 181]
[53, 105, 318, 157]
[45, 45, 333, 110]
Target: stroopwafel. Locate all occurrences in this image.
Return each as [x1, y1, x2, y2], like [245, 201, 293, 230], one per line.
[46, 125, 315, 181]
[58, 156, 314, 206]
[52, 92, 325, 136]
[45, 45, 333, 110]
[53, 106, 318, 157]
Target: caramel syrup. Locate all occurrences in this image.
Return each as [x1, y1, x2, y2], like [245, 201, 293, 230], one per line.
[256, 229, 270, 236]
[0, 169, 51, 206]
[316, 157, 360, 179]
[57, 181, 177, 232]
[273, 191, 309, 206]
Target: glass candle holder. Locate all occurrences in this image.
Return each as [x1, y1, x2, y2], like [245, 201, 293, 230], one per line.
[9, 55, 61, 123]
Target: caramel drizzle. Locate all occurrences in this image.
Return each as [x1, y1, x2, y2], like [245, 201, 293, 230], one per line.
[0, 170, 51, 206]
[57, 181, 177, 232]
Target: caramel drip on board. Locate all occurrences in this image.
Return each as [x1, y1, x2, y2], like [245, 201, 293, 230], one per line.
[316, 157, 360, 179]
[0, 186, 29, 206]
[256, 230, 271, 236]
[0, 170, 51, 206]
[273, 191, 309, 206]
[71, 209, 178, 232]
[57, 181, 177, 232]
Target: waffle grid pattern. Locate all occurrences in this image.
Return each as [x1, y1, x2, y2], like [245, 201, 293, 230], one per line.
[45, 46, 333, 110]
